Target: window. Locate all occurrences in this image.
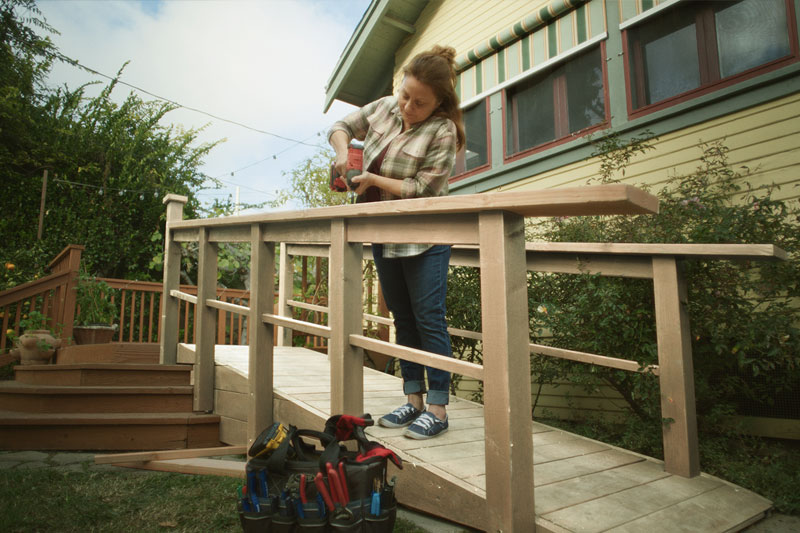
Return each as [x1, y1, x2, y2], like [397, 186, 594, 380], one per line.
[504, 46, 606, 158]
[453, 99, 489, 176]
[626, 0, 796, 114]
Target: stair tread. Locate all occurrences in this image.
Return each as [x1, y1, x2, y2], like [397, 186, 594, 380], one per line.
[0, 381, 193, 394]
[15, 363, 191, 372]
[0, 410, 219, 425]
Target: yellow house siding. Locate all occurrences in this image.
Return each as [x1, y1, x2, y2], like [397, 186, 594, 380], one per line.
[392, 0, 554, 91]
[498, 93, 800, 206]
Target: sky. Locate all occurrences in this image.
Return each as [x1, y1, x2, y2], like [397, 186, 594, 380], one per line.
[36, 0, 372, 213]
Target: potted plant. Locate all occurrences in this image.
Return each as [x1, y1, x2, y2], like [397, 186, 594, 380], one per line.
[9, 310, 62, 365]
[73, 272, 119, 345]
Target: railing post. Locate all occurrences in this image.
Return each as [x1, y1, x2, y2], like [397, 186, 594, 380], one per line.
[194, 227, 218, 412]
[160, 194, 187, 364]
[47, 244, 84, 343]
[277, 243, 293, 347]
[478, 211, 536, 532]
[328, 219, 364, 415]
[248, 223, 275, 449]
[652, 257, 700, 477]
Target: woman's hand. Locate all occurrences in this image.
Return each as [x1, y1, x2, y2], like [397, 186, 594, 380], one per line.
[333, 153, 349, 181]
[350, 172, 372, 195]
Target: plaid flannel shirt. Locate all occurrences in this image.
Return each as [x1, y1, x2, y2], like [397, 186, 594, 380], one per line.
[328, 96, 457, 258]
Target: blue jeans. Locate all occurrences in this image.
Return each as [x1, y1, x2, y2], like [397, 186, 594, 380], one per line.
[372, 244, 452, 406]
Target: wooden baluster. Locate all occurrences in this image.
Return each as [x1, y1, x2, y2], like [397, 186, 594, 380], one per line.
[248, 223, 275, 450]
[160, 194, 187, 364]
[653, 256, 700, 477]
[195, 227, 218, 412]
[479, 211, 536, 532]
[277, 243, 294, 347]
[328, 219, 363, 415]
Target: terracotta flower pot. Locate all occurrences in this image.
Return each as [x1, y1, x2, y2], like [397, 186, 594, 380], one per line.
[14, 329, 61, 365]
[73, 324, 117, 345]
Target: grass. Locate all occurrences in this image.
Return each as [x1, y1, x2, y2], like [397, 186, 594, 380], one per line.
[0, 464, 429, 533]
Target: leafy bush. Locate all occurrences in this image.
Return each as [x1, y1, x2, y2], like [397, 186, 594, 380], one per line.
[525, 135, 800, 441]
[445, 133, 800, 510]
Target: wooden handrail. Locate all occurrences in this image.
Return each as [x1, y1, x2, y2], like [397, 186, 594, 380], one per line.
[156, 185, 780, 531]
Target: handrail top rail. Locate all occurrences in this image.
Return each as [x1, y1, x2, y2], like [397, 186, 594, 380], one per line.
[286, 241, 787, 262]
[525, 242, 787, 261]
[168, 185, 658, 230]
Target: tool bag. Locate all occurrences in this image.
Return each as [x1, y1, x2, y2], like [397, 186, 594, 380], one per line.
[237, 413, 402, 533]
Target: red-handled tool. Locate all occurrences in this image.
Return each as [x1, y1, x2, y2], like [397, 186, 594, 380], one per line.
[299, 474, 308, 505]
[314, 472, 335, 512]
[337, 462, 350, 503]
[326, 463, 345, 505]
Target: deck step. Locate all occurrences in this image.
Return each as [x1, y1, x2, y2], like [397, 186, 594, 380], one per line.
[55, 342, 160, 365]
[14, 363, 191, 386]
[0, 411, 220, 451]
[0, 381, 194, 413]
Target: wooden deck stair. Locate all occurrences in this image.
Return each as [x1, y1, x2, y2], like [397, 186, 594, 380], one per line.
[0, 344, 221, 451]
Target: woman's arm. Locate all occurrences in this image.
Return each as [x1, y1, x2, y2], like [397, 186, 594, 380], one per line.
[330, 130, 352, 179]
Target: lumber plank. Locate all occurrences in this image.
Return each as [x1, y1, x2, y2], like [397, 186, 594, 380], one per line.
[603, 483, 772, 533]
[541, 474, 722, 532]
[95, 446, 246, 464]
[115, 457, 246, 478]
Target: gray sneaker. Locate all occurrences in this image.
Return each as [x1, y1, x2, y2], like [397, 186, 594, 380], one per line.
[404, 412, 448, 439]
[379, 403, 422, 428]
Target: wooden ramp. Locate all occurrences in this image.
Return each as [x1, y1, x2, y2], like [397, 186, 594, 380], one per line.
[198, 344, 771, 532]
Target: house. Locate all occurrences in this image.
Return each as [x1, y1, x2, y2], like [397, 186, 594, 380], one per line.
[324, 0, 800, 203]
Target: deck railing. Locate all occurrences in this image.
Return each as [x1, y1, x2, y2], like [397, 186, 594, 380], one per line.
[160, 186, 672, 532]
[0, 245, 251, 353]
[0, 244, 83, 353]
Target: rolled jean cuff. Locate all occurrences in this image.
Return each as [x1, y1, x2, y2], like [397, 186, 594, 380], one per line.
[425, 389, 450, 406]
[403, 380, 426, 396]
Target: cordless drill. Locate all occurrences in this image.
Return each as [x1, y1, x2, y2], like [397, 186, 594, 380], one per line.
[329, 146, 363, 192]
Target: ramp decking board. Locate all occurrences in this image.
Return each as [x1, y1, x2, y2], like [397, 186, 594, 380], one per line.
[196, 344, 772, 532]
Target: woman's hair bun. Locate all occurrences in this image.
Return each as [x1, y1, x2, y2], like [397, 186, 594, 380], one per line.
[430, 45, 456, 65]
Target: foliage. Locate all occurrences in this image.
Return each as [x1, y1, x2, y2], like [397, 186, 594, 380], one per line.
[74, 270, 118, 325]
[270, 147, 350, 209]
[523, 133, 800, 455]
[0, 1, 221, 289]
[17, 309, 51, 332]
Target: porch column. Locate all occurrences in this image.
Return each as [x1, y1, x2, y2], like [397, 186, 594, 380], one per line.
[328, 218, 364, 415]
[479, 211, 536, 532]
[194, 227, 218, 412]
[248, 223, 275, 449]
[653, 256, 700, 477]
[160, 194, 187, 365]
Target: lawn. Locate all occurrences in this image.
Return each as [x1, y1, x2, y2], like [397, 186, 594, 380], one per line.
[0, 464, 429, 533]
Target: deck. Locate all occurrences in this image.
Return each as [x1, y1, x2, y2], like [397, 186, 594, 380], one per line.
[195, 344, 772, 533]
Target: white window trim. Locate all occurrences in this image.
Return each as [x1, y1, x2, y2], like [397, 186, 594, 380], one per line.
[459, 32, 608, 110]
[619, 0, 685, 31]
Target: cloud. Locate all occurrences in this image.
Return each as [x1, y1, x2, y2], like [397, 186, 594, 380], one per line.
[37, 0, 369, 211]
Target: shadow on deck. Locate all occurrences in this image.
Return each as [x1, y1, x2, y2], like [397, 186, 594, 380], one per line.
[188, 344, 771, 533]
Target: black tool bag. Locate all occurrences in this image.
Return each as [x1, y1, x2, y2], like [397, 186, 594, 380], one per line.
[237, 414, 402, 533]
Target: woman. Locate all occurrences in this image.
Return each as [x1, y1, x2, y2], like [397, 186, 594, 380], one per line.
[328, 45, 465, 439]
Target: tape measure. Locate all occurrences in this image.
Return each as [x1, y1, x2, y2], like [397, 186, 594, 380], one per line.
[248, 422, 290, 458]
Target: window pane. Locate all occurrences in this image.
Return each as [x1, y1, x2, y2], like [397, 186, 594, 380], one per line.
[716, 0, 790, 78]
[463, 100, 488, 171]
[506, 72, 555, 155]
[506, 47, 604, 156]
[565, 48, 606, 133]
[629, 9, 700, 108]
